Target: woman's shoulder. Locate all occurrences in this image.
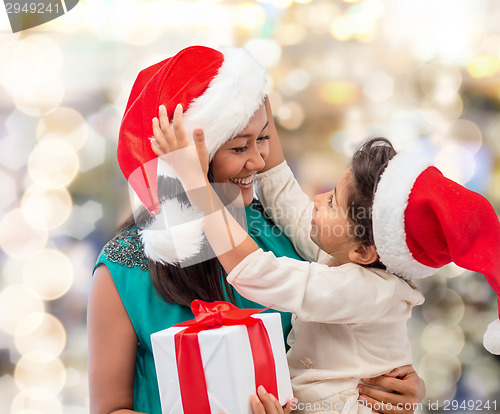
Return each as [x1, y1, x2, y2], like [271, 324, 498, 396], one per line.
[96, 227, 149, 272]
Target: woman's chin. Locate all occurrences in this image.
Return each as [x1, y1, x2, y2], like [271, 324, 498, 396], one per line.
[241, 188, 255, 207]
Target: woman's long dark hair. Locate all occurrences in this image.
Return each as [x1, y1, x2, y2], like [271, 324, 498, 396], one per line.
[119, 166, 236, 307]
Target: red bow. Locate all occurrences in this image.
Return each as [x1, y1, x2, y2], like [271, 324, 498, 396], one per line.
[174, 300, 279, 413]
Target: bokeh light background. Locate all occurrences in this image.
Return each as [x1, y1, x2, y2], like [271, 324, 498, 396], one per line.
[1, 0, 500, 412]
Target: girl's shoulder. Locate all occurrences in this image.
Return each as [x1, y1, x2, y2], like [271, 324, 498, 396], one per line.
[96, 227, 149, 272]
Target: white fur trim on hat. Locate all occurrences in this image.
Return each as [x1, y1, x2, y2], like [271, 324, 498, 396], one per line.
[483, 319, 500, 355]
[372, 152, 438, 280]
[139, 198, 205, 264]
[157, 46, 267, 181]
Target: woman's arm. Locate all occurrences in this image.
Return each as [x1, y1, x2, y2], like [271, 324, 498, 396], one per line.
[358, 365, 426, 414]
[88, 264, 145, 414]
[259, 98, 285, 173]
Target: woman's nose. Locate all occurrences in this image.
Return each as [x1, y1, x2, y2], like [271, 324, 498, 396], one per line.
[313, 194, 322, 210]
[246, 147, 266, 171]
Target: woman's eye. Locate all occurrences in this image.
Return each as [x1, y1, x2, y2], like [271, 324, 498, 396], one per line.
[233, 146, 247, 153]
[328, 194, 334, 207]
[258, 135, 270, 142]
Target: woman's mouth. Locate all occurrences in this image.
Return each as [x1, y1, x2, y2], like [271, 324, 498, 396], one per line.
[229, 174, 255, 188]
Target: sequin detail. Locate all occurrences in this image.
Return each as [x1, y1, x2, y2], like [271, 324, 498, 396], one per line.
[103, 228, 149, 271]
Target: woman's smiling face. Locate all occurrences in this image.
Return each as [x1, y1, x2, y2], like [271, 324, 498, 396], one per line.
[210, 103, 270, 206]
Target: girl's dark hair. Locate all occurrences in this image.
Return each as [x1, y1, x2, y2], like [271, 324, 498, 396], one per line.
[347, 137, 397, 269]
[119, 165, 236, 307]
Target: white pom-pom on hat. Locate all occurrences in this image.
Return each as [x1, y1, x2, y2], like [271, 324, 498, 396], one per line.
[372, 150, 500, 354]
[139, 198, 205, 265]
[483, 319, 500, 355]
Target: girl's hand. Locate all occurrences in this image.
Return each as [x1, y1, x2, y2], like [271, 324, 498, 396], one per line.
[357, 365, 425, 414]
[218, 386, 298, 414]
[151, 103, 209, 180]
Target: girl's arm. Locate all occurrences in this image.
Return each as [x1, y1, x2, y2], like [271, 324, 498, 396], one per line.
[151, 104, 259, 274]
[88, 265, 145, 414]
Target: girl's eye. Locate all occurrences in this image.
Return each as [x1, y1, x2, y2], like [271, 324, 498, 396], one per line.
[257, 135, 270, 142]
[328, 193, 334, 207]
[233, 146, 247, 153]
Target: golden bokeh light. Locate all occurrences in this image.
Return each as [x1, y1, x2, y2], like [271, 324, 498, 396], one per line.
[277, 102, 305, 130]
[441, 119, 483, 155]
[13, 77, 64, 117]
[434, 145, 476, 185]
[110, 0, 162, 46]
[21, 186, 73, 231]
[0, 35, 64, 117]
[467, 54, 500, 78]
[0, 209, 48, 259]
[244, 39, 282, 68]
[422, 321, 465, 356]
[0, 285, 44, 335]
[0, 35, 62, 95]
[319, 81, 359, 106]
[0, 169, 17, 211]
[15, 312, 67, 358]
[11, 389, 63, 414]
[330, 16, 352, 41]
[418, 61, 463, 104]
[22, 249, 74, 301]
[421, 288, 465, 325]
[490, 165, 500, 204]
[27, 138, 79, 189]
[330, 2, 381, 42]
[36, 107, 88, 151]
[23, 250, 73, 301]
[235, 3, 266, 29]
[14, 352, 66, 395]
[418, 353, 461, 402]
[264, 0, 293, 9]
[274, 23, 307, 46]
[279, 69, 311, 94]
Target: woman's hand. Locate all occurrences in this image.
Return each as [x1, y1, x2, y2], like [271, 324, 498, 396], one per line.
[219, 386, 298, 414]
[251, 386, 298, 414]
[357, 365, 425, 414]
[151, 103, 209, 183]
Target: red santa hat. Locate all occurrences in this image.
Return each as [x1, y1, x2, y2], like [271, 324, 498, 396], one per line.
[372, 152, 500, 354]
[117, 45, 267, 264]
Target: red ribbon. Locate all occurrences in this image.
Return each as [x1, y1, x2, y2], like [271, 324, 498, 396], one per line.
[174, 300, 279, 413]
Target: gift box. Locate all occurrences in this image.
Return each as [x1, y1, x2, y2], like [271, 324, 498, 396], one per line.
[151, 300, 294, 414]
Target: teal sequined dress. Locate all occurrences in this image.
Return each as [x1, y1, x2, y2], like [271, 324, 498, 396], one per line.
[94, 199, 304, 414]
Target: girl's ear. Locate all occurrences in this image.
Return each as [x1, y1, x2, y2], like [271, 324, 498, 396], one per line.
[348, 244, 378, 266]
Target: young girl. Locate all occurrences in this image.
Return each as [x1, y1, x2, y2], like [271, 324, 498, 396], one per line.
[151, 104, 500, 413]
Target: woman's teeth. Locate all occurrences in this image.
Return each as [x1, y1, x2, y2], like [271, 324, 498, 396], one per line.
[229, 175, 254, 185]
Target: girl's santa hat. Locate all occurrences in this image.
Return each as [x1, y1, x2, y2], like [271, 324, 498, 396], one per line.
[372, 152, 500, 355]
[117, 45, 267, 265]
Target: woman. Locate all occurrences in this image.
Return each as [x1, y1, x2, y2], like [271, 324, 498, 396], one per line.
[88, 45, 425, 414]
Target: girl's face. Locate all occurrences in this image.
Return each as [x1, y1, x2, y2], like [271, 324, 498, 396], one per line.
[211, 104, 270, 206]
[310, 167, 358, 265]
